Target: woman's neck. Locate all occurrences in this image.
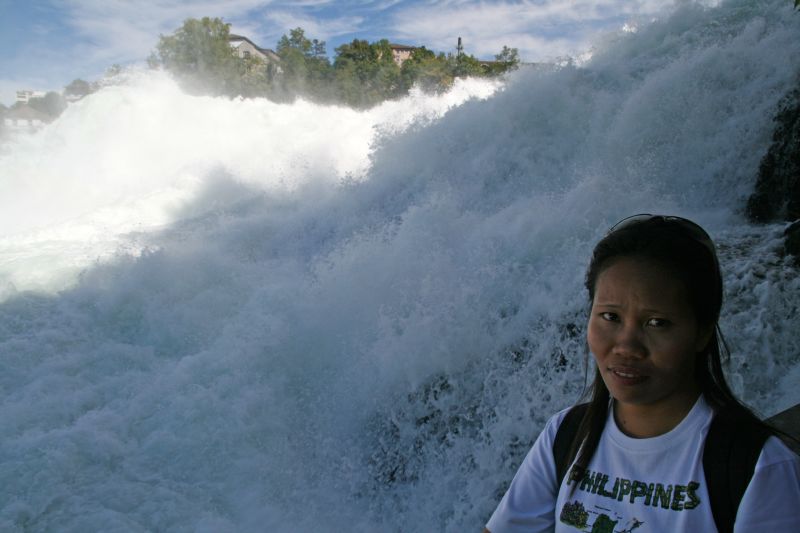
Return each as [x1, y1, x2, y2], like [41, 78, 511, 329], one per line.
[613, 390, 701, 438]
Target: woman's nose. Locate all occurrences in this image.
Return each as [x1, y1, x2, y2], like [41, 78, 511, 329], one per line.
[612, 323, 646, 358]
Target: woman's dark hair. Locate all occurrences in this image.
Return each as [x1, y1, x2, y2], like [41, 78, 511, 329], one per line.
[564, 215, 772, 484]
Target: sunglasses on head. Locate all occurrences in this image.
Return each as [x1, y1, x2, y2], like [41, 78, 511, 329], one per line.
[608, 213, 719, 269]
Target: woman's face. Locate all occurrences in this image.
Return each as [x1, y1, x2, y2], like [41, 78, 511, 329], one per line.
[587, 256, 711, 416]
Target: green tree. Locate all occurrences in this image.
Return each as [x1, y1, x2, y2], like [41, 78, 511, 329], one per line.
[105, 64, 123, 78]
[495, 46, 519, 64]
[493, 46, 520, 73]
[64, 79, 94, 98]
[151, 17, 267, 96]
[28, 92, 66, 118]
[275, 27, 333, 101]
[277, 27, 327, 59]
[334, 38, 401, 107]
[400, 47, 453, 93]
[451, 52, 484, 78]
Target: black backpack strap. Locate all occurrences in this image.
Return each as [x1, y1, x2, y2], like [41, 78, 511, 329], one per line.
[703, 412, 770, 533]
[553, 403, 589, 487]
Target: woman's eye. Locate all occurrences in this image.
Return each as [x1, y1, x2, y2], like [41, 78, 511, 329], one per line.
[600, 312, 618, 322]
[647, 318, 669, 327]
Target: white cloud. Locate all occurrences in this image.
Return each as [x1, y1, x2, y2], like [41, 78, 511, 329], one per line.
[262, 10, 364, 42]
[61, 0, 276, 62]
[390, 0, 672, 61]
[372, 0, 405, 10]
[0, 1, 279, 104]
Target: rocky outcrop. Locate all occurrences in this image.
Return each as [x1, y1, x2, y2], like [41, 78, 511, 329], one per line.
[746, 85, 800, 263]
[785, 220, 800, 261]
[747, 87, 800, 222]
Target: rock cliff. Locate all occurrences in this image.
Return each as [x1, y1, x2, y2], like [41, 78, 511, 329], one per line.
[747, 84, 800, 262]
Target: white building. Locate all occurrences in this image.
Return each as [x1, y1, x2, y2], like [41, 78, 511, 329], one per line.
[16, 90, 46, 104]
[228, 34, 280, 65]
[3, 106, 51, 132]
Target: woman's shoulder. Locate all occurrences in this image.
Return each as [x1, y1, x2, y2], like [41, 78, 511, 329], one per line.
[551, 403, 582, 427]
[519, 404, 588, 467]
[736, 436, 800, 528]
[543, 403, 590, 443]
[758, 435, 800, 468]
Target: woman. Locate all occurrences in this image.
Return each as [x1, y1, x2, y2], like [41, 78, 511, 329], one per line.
[485, 215, 800, 532]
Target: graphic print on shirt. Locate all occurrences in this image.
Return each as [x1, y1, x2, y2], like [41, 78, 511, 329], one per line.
[558, 466, 701, 531]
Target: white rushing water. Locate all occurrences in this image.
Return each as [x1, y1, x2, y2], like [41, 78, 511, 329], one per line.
[1, 0, 799, 530]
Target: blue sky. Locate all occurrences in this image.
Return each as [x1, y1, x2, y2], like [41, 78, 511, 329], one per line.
[0, 0, 674, 105]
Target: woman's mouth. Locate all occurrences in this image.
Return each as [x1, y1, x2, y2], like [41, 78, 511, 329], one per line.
[609, 366, 648, 385]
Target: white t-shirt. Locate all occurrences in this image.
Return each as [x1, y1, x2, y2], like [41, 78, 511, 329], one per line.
[486, 396, 800, 532]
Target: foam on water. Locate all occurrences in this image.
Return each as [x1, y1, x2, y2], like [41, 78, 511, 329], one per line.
[0, 72, 499, 297]
[1, 1, 799, 530]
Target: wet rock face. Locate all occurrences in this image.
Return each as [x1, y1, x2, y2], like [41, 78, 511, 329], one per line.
[785, 220, 800, 263]
[746, 87, 800, 224]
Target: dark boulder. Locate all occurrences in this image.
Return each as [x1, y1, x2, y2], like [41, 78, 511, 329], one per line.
[785, 220, 800, 264]
[746, 87, 800, 223]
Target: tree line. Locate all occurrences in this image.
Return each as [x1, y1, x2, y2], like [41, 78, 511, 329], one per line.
[148, 17, 519, 108]
[0, 68, 117, 135]
[1, 17, 516, 136]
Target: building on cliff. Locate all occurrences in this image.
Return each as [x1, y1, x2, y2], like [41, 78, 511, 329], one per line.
[388, 44, 417, 66]
[228, 34, 280, 65]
